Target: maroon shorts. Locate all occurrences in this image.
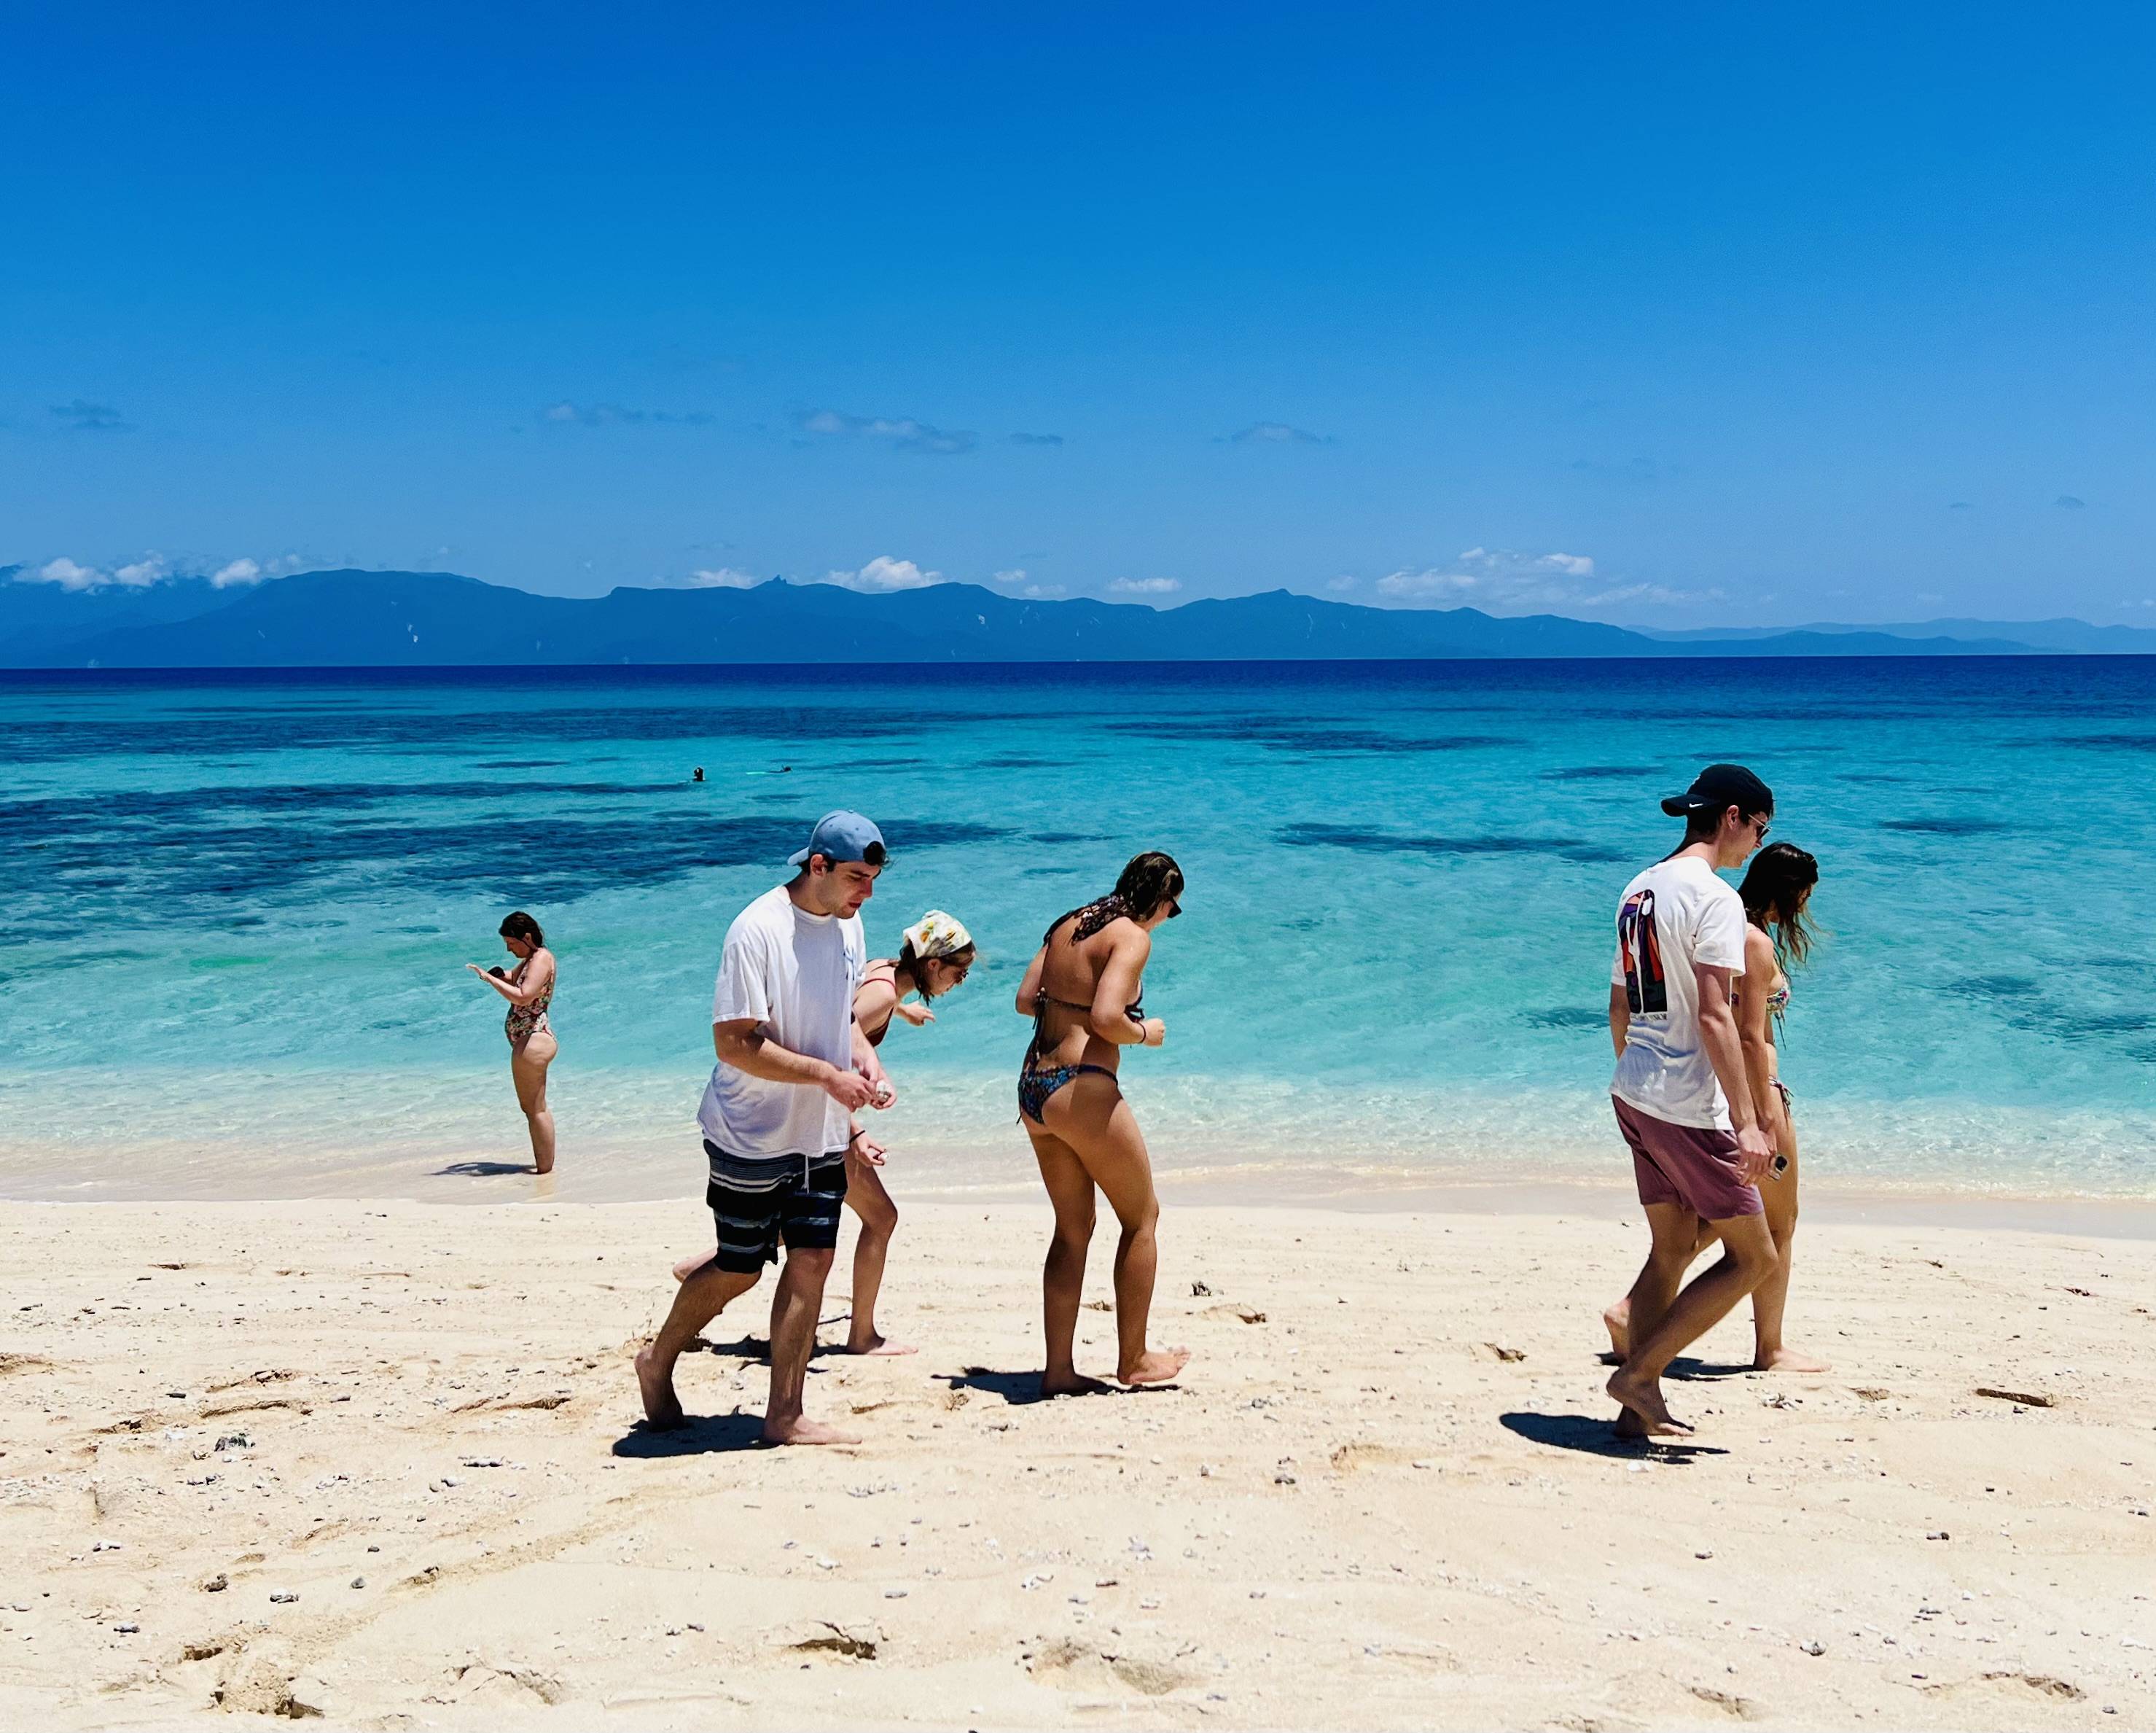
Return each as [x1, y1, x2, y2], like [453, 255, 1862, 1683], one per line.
[1612, 1095, 1763, 1221]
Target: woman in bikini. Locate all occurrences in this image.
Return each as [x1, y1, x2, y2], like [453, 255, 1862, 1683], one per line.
[1603, 841, 1824, 1370]
[1016, 852, 1191, 1394]
[843, 910, 976, 1355]
[464, 911, 558, 1175]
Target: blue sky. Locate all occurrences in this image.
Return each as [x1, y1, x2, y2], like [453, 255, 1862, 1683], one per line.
[6, 2, 2153, 624]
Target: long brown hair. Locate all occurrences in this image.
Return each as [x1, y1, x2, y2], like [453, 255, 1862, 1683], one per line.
[1739, 843, 1818, 971]
[1046, 850, 1184, 943]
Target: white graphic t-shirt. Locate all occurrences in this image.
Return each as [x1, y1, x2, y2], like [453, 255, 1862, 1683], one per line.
[1609, 854, 1749, 1129]
[697, 885, 866, 1160]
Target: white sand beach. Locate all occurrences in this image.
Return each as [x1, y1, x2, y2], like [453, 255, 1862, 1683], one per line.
[4, 1194, 2152, 1729]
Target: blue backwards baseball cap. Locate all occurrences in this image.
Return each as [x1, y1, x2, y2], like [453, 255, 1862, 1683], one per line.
[789, 810, 886, 868]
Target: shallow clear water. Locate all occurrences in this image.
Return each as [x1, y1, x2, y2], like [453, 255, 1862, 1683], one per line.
[1, 661, 2151, 1202]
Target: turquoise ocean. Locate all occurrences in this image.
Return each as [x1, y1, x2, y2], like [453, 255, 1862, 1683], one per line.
[2, 660, 2151, 1203]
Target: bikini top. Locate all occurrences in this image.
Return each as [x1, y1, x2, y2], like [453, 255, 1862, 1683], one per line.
[858, 960, 902, 1048]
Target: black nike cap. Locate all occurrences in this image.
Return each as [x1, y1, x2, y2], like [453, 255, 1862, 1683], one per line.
[1660, 763, 1773, 819]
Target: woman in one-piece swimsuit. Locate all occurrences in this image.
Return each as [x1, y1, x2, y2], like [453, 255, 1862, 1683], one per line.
[465, 910, 558, 1175]
[1015, 852, 1192, 1395]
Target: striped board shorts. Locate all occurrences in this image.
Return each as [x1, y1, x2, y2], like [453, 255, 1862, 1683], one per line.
[703, 1142, 850, 1273]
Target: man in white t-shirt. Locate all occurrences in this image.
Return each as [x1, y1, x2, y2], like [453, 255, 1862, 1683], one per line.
[1604, 766, 1781, 1440]
[636, 811, 894, 1446]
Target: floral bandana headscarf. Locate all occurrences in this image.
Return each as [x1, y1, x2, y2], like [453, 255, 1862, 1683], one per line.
[901, 910, 972, 960]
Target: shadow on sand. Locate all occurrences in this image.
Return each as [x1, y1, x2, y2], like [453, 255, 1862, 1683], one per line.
[1500, 1411, 1730, 1461]
[1596, 1352, 1765, 1379]
[433, 1160, 534, 1177]
[936, 1366, 1054, 1405]
[612, 1411, 770, 1458]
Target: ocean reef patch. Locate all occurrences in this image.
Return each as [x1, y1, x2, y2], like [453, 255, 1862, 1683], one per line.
[0, 702, 1003, 763]
[1878, 816, 2012, 836]
[1520, 1006, 1609, 1029]
[2050, 733, 2156, 752]
[1278, 822, 1614, 863]
[0, 806, 1007, 924]
[1539, 766, 1658, 781]
[1106, 719, 1520, 755]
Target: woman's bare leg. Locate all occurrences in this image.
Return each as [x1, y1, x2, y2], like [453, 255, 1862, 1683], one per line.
[511, 1035, 557, 1175]
[1751, 1124, 1827, 1370]
[1027, 1123, 1106, 1395]
[1044, 1075, 1190, 1387]
[842, 1152, 913, 1355]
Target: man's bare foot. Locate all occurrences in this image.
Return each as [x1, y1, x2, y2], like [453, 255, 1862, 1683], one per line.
[1606, 1368, 1693, 1437]
[1041, 1371, 1111, 1398]
[1117, 1347, 1192, 1387]
[761, 1415, 861, 1446]
[1602, 1299, 1630, 1362]
[843, 1333, 918, 1357]
[671, 1250, 714, 1282]
[1756, 1345, 1830, 1373]
[634, 1345, 685, 1429]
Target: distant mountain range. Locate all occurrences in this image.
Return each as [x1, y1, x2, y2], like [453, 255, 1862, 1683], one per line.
[1, 566, 2151, 666]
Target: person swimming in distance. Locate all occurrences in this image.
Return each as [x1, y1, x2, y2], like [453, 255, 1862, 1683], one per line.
[835, 910, 977, 1355]
[1604, 841, 1827, 1372]
[464, 911, 558, 1175]
[1016, 852, 1191, 1395]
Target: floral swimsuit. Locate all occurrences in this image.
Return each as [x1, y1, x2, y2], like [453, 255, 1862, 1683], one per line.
[504, 959, 552, 1045]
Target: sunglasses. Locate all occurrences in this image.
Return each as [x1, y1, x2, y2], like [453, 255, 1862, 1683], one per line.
[1165, 898, 1182, 919]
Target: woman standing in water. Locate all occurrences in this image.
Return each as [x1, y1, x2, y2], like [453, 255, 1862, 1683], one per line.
[1604, 841, 1824, 1370]
[465, 911, 558, 1175]
[843, 910, 977, 1355]
[1016, 852, 1191, 1394]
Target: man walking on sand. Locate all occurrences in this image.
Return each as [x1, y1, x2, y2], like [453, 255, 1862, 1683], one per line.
[1604, 766, 1781, 1438]
[636, 811, 894, 1446]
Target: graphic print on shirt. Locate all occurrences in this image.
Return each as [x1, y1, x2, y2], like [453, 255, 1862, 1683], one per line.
[1617, 888, 1668, 1016]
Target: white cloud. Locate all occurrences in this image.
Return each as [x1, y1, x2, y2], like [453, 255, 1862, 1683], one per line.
[15, 552, 302, 591]
[1019, 583, 1067, 599]
[542, 401, 714, 427]
[1327, 575, 1359, 591]
[30, 557, 105, 590]
[113, 556, 168, 587]
[823, 555, 944, 593]
[1372, 546, 1702, 615]
[1109, 577, 1181, 596]
[797, 409, 976, 456]
[991, 568, 1028, 585]
[683, 567, 762, 589]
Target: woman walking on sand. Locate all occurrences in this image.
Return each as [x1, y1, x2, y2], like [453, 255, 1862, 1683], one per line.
[1017, 852, 1191, 1394]
[465, 911, 558, 1175]
[1604, 841, 1825, 1371]
[841, 910, 977, 1355]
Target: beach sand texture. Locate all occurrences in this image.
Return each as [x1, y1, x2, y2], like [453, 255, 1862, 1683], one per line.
[4, 1198, 2151, 1729]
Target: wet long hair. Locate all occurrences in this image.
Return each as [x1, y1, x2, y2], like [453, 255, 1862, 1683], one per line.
[1047, 851, 1184, 944]
[499, 910, 545, 949]
[1738, 843, 1818, 971]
